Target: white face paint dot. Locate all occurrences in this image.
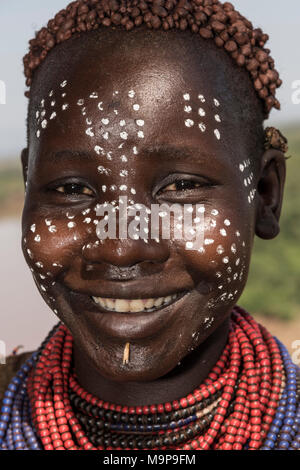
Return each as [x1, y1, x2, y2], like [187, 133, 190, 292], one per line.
[41, 119, 47, 129]
[50, 112, 56, 120]
[185, 119, 194, 128]
[214, 98, 220, 107]
[86, 127, 94, 137]
[133, 104, 140, 111]
[101, 118, 109, 125]
[216, 245, 224, 254]
[77, 99, 84, 106]
[34, 235, 41, 242]
[128, 90, 135, 98]
[198, 108, 206, 117]
[222, 257, 229, 264]
[199, 122, 206, 132]
[214, 129, 221, 140]
[198, 94, 206, 102]
[133, 146, 138, 155]
[220, 228, 227, 237]
[67, 222, 76, 229]
[231, 243, 237, 254]
[120, 131, 128, 140]
[184, 105, 192, 113]
[49, 225, 57, 233]
[186, 241, 194, 249]
[137, 130, 144, 138]
[30, 224, 36, 233]
[215, 114, 221, 122]
[98, 102, 104, 110]
[224, 219, 231, 226]
[211, 209, 219, 216]
[60, 80, 67, 88]
[90, 92, 98, 99]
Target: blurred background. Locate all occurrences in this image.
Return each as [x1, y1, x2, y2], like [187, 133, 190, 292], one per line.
[0, 0, 299, 355]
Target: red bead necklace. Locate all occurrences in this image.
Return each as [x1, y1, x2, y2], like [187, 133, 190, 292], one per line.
[27, 306, 285, 450]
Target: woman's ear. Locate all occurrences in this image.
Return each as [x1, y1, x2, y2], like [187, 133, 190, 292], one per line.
[21, 148, 29, 189]
[255, 149, 286, 240]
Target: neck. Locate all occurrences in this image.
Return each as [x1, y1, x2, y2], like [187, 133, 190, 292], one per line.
[73, 317, 230, 406]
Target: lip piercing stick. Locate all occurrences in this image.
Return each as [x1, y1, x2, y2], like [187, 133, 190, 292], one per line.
[123, 342, 130, 365]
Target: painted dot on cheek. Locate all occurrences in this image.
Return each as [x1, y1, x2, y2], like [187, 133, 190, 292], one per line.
[185, 119, 194, 128]
[216, 245, 224, 254]
[214, 129, 221, 140]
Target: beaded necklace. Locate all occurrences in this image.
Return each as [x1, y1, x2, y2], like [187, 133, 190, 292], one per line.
[0, 306, 299, 450]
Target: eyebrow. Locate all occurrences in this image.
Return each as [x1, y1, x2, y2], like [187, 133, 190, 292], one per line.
[47, 144, 214, 164]
[142, 143, 214, 163]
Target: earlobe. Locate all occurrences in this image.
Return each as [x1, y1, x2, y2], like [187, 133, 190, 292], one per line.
[21, 148, 29, 188]
[255, 149, 286, 240]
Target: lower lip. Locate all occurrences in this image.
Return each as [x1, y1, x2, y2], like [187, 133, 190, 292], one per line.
[70, 290, 190, 340]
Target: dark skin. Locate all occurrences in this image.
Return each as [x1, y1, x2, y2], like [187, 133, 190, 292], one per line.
[21, 28, 286, 405]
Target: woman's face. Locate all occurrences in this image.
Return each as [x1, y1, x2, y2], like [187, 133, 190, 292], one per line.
[22, 31, 258, 382]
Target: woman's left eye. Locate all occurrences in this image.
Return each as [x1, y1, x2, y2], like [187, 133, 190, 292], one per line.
[55, 183, 94, 196]
[160, 179, 203, 193]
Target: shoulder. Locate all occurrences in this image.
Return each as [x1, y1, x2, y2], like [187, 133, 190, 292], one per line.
[0, 351, 34, 408]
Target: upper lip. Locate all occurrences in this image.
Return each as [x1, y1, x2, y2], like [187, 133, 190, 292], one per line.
[63, 277, 190, 300]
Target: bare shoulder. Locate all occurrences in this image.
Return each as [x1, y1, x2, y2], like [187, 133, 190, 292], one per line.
[0, 351, 34, 408]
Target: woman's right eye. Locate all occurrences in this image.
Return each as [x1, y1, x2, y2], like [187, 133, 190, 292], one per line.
[54, 183, 94, 196]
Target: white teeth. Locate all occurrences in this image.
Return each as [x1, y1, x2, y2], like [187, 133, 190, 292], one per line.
[144, 298, 155, 309]
[92, 293, 181, 312]
[154, 297, 163, 307]
[115, 299, 130, 312]
[129, 299, 144, 312]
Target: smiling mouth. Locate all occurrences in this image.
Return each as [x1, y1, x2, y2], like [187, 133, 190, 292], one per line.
[91, 292, 186, 313]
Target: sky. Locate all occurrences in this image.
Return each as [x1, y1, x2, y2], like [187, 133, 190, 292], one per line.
[0, 0, 299, 158]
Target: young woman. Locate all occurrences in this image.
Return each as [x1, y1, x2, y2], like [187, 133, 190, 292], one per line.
[0, 0, 299, 451]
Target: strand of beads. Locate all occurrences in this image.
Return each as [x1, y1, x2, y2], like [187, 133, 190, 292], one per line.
[0, 323, 61, 450]
[0, 308, 299, 451]
[0, 353, 41, 450]
[261, 339, 299, 449]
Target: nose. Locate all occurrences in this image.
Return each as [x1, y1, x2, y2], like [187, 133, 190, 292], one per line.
[82, 237, 170, 269]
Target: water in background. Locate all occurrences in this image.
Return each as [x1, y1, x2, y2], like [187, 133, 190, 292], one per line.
[0, 218, 56, 354]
